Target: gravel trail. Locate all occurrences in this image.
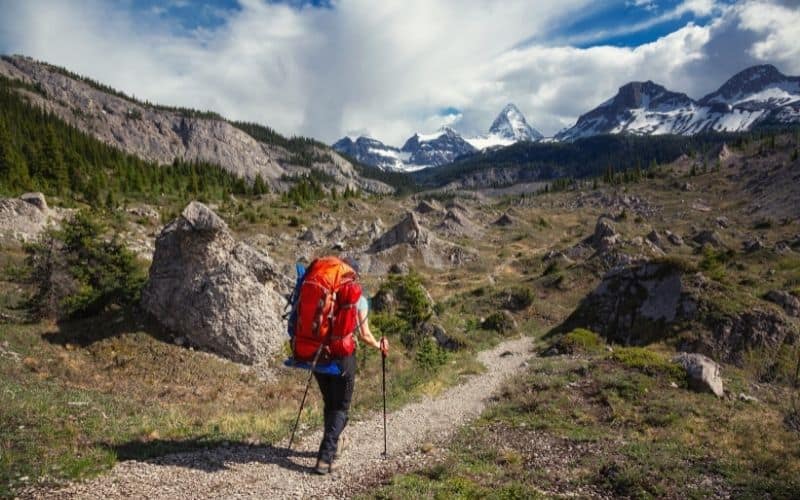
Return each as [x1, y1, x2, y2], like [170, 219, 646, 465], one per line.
[31, 336, 533, 499]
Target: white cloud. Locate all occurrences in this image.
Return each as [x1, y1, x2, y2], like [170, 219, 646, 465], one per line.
[0, 0, 797, 144]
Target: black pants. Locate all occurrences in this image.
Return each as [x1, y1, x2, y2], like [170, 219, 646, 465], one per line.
[314, 355, 356, 463]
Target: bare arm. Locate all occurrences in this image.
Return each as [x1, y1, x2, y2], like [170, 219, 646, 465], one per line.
[357, 310, 389, 355]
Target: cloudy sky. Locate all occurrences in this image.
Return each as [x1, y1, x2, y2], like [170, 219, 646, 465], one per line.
[1, 0, 799, 144]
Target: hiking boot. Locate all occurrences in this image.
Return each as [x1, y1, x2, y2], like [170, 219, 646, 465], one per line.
[313, 458, 337, 475]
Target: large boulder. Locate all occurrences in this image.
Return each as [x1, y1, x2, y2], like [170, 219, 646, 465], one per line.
[591, 217, 620, 251]
[369, 212, 431, 252]
[561, 261, 699, 345]
[141, 202, 288, 364]
[673, 353, 724, 397]
[0, 193, 53, 242]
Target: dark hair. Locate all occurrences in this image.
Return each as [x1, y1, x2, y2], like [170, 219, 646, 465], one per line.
[344, 256, 360, 274]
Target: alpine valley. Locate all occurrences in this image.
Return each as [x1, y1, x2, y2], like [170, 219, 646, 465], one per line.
[2, 51, 800, 500]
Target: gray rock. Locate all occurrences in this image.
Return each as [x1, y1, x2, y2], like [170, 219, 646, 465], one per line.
[592, 217, 620, 251]
[692, 230, 724, 248]
[370, 289, 397, 314]
[141, 202, 288, 365]
[764, 290, 800, 317]
[665, 230, 684, 246]
[20, 192, 47, 211]
[715, 216, 730, 228]
[369, 212, 431, 252]
[0, 196, 53, 242]
[493, 213, 515, 227]
[743, 238, 765, 253]
[738, 392, 758, 403]
[673, 353, 724, 397]
[646, 229, 661, 245]
[421, 321, 460, 350]
[414, 200, 443, 214]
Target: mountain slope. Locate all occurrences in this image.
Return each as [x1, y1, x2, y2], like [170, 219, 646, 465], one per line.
[557, 65, 800, 141]
[0, 55, 391, 193]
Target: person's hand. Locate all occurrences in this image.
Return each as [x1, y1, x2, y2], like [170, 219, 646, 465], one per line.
[379, 337, 389, 357]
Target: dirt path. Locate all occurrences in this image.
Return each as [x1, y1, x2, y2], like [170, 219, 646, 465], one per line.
[32, 336, 534, 499]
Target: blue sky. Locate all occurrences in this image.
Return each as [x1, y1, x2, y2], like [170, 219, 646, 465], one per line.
[1, 0, 798, 143]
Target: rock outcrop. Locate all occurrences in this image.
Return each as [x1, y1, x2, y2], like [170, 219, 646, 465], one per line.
[414, 200, 443, 215]
[764, 290, 800, 317]
[493, 213, 515, 227]
[141, 202, 288, 364]
[562, 261, 699, 345]
[369, 212, 431, 252]
[591, 217, 620, 251]
[673, 353, 724, 397]
[0, 192, 57, 242]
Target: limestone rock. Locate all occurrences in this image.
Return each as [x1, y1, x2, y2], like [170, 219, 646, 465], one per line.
[764, 290, 800, 317]
[421, 321, 460, 350]
[592, 217, 620, 251]
[493, 213, 515, 227]
[371, 289, 396, 313]
[369, 212, 430, 252]
[20, 192, 47, 211]
[436, 208, 481, 237]
[692, 230, 724, 248]
[414, 200, 442, 214]
[673, 353, 724, 397]
[665, 230, 684, 246]
[141, 202, 288, 365]
[0, 194, 53, 242]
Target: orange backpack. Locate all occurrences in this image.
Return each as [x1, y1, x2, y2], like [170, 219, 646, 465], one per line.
[291, 256, 362, 363]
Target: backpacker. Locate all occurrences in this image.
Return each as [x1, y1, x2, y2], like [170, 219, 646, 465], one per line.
[288, 256, 362, 364]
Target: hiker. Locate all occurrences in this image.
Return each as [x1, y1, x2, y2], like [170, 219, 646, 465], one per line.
[312, 258, 388, 475]
[285, 255, 389, 474]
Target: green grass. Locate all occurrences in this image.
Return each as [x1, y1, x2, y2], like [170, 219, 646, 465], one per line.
[369, 349, 800, 499]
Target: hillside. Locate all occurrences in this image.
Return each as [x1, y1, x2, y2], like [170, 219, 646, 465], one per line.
[0, 55, 391, 195]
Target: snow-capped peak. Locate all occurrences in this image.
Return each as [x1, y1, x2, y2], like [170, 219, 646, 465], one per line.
[488, 103, 543, 141]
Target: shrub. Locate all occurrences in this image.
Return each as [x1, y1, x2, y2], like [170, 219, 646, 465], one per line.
[415, 337, 448, 371]
[612, 347, 686, 382]
[497, 286, 534, 311]
[555, 328, 605, 354]
[25, 211, 146, 319]
[482, 311, 516, 335]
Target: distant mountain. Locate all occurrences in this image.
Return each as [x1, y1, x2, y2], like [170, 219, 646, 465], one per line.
[331, 136, 409, 171]
[400, 127, 477, 167]
[556, 64, 800, 141]
[334, 103, 543, 171]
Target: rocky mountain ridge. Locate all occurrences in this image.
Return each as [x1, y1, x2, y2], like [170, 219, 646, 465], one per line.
[556, 64, 800, 141]
[0, 55, 391, 194]
[333, 103, 542, 171]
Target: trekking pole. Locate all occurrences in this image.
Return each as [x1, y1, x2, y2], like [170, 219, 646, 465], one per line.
[381, 343, 388, 457]
[287, 345, 323, 451]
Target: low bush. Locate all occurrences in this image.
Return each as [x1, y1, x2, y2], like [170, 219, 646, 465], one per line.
[24, 211, 146, 319]
[415, 337, 449, 371]
[612, 347, 686, 382]
[554, 328, 605, 355]
[482, 311, 516, 335]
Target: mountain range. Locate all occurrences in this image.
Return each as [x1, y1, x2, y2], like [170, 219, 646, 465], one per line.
[333, 103, 542, 171]
[336, 64, 800, 171]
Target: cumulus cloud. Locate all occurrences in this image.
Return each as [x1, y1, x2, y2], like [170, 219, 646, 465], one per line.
[0, 0, 797, 144]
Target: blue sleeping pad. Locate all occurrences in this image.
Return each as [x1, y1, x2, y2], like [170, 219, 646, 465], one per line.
[283, 358, 342, 375]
